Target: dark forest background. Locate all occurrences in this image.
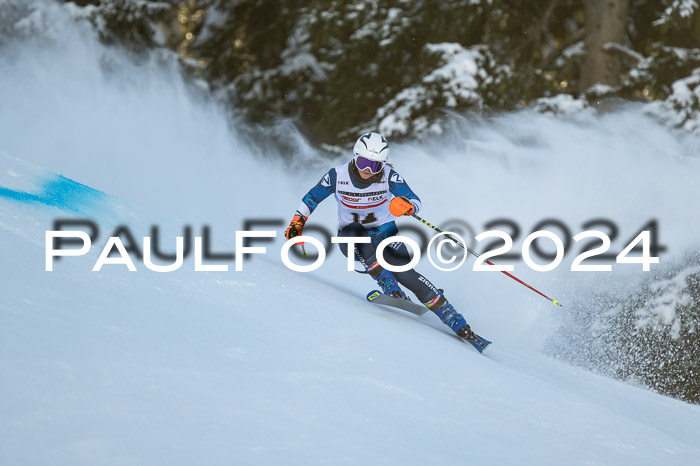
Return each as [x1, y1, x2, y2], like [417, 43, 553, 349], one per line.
[62, 0, 700, 147]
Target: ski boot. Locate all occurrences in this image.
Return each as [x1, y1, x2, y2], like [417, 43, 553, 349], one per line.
[424, 291, 475, 339]
[366, 261, 409, 300]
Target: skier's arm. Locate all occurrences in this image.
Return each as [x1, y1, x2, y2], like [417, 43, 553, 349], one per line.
[294, 168, 336, 218]
[388, 169, 422, 214]
[286, 168, 336, 240]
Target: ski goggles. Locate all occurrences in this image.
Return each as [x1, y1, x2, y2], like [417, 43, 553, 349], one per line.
[355, 156, 385, 174]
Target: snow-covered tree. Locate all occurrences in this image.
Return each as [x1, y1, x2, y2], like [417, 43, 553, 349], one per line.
[23, 0, 700, 139]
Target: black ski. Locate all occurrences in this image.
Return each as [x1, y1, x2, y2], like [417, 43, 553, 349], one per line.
[462, 333, 491, 353]
[366, 290, 492, 353]
[366, 290, 428, 316]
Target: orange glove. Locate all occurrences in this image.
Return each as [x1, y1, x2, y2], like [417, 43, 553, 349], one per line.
[285, 214, 308, 240]
[389, 196, 416, 217]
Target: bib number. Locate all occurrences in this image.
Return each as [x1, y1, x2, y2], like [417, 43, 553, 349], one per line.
[352, 212, 378, 225]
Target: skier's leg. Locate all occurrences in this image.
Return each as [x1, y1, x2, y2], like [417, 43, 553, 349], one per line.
[337, 223, 406, 298]
[336, 222, 375, 260]
[383, 244, 474, 338]
[422, 290, 474, 338]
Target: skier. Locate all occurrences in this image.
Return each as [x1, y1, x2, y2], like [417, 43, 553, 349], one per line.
[284, 132, 476, 340]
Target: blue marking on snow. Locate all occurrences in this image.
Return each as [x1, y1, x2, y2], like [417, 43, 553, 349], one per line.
[0, 174, 108, 215]
[0, 186, 44, 204]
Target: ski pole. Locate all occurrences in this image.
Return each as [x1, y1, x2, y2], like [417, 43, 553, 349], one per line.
[411, 213, 562, 307]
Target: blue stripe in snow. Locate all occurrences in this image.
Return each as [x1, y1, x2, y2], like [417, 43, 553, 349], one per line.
[0, 174, 108, 215]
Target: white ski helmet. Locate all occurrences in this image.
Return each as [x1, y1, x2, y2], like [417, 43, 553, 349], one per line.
[353, 132, 389, 173]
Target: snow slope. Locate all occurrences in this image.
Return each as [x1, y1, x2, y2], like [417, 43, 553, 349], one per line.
[2, 154, 700, 466]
